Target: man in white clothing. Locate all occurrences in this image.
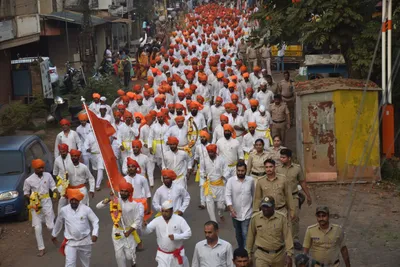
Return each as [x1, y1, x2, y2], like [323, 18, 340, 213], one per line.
[143, 200, 192, 267]
[242, 122, 261, 163]
[75, 113, 92, 166]
[53, 144, 72, 213]
[117, 111, 138, 165]
[164, 116, 189, 148]
[148, 112, 170, 168]
[253, 105, 272, 148]
[65, 149, 95, 206]
[124, 157, 152, 216]
[216, 124, 244, 178]
[152, 170, 191, 216]
[52, 188, 99, 267]
[89, 93, 101, 115]
[96, 181, 143, 267]
[193, 131, 211, 209]
[24, 159, 59, 257]
[210, 96, 225, 131]
[225, 162, 254, 249]
[229, 105, 246, 144]
[192, 221, 234, 267]
[201, 144, 230, 223]
[54, 119, 81, 158]
[162, 137, 191, 189]
[84, 131, 104, 191]
[211, 114, 229, 144]
[255, 81, 274, 108]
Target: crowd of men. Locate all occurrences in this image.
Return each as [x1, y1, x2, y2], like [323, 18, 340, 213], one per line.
[23, 3, 351, 267]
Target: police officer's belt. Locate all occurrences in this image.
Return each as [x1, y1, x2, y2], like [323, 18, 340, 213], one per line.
[257, 245, 284, 254]
[251, 171, 266, 176]
[273, 120, 286, 123]
[292, 191, 299, 195]
[282, 94, 294, 99]
[276, 204, 286, 210]
[314, 259, 339, 266]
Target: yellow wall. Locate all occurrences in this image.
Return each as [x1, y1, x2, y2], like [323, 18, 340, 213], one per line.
[333, 90, 380, 181]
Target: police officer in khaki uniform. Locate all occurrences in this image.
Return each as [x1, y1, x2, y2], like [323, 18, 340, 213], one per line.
[277, 71, 295, 125]
[269, 94, 290, 145]
[303, 206, 351, 267]
[266, 75, 279, 95]
[246, 196, 293, 267]
[259, 43, 272, 75]
[246, 42, 258, 70]
[266, 135, 286, 167]
[252, 159, 295, 220]
[276, 149, 312, 251]
[238, 38, 248, 66]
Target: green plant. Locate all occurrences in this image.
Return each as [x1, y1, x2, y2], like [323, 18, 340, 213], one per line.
[381, 158, 400, 183]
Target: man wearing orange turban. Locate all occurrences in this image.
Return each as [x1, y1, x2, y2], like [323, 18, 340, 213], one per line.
[210, 96, 225, 131]
[125, 139, 154, 187]
[216, 123, 243, 178]
[148, 109, 170, 169]
[24, 158, 58, 256]
[117, 106, 137, 165]
[242, 121, 259, 163]
[54, 143, 72, 213]
[163, 135, 191, 189]
[76, 112, 92, 166]
[89, 93, 101, 115]
[52, 187, 99, 266]
[55, 117, 81, 160]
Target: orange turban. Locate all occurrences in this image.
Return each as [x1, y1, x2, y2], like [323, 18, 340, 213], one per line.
[118, 181, 134, 201]
[114, 111, 122, 117]
[242, 72, 249, 78]
[70, 149, 82, 156]
[131, 140, 143, 149]
[134, 112, 144, 120]
[124, 111, 133, 118]
[220, 114, 229, 123]
[228, 82, 236, 88]
[155, 96, 165, 104]
[167, 103, 175, 109]
[58, 143, 69, 152]
[175, 116, 185, 123]
[127, 157, 141, 174]
[167, 136, 179, 145]
[133, 84, 141, 92]
[147, 76, 154, 82]
[161, 169, 177, 180]
[117, 89, 125, 96]
[246, 87, 254, 94]
[184, 88, 192, 95]
[66, 188, 84, 201]
[126, 92, 135, 100]
[92, 93, 100, 99]
[135, 94, 143, 100]
[189, 101, 203, 110]
[149, 110, 157, 118]
[117, 104, 126, 110]
[231, 94, 239, 100]
[156, 112, 165, 119]
[253, 66, 261, 72]
[215, 96, 223, 103]
[59, 119, 71, 126]
[31, 159, 45, 169]
[206, 144, 217, 153]
[145, 114, 153, 123]
[78, 113, 88, 121]
[196, 95, 205, 103]
[223, 124, 236, 138]
[217, 72, 224, 78]
[248, 122, 257, 128]
[249, 99, 259, 106]
[200, 130, 210, 141]
[121, 95, 130, 102]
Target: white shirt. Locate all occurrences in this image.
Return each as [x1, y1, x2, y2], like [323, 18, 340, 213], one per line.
[23, 172, 56, 196]
[123, 174, 151, 199]
[54, 130, 81, 158]
[162, 150, 191, 177]
[165, 125, 189, 146]
[152, 184, 190, 213]
[225, 176, 254, 221]
[229, 115, 246, 138]
[216, 137, 244, 166]
[66, 162, 95, 192]
[211, 124, 224, 144]
[200, 154, 230, 182]
[52, 204, 99, 246]
[122, 153, 153, 181]
[253, 111, 272, 130]
[76, 124, 92, 148]
[53, 154, 72, 177]
[255, 90, 274, 108]
[185, 112, 207, 131]
[83, 132, 100, 154]
[143, 214, 191, 252]
[242, 132, 260, 154]
[89, 102, 101, 115]
[192, 238, 234, 267]
[210, 105, 225, 131]
[243, 108, 257, 128]
[116, 123, 138, 150]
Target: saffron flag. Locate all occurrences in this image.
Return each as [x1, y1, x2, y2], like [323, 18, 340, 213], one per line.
[84, 104, 124, 191]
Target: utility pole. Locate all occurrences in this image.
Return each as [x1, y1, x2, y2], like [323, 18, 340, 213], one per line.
[79, 0, 95, 74]
[382, 0, 394, 159]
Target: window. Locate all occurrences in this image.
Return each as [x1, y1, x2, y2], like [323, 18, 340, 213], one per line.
[30, 142, 45, 159]
[24, 148, 35, 173]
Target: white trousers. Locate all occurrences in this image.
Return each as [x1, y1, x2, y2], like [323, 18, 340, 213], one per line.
[65, 244, 92, 267]
[82, 154, 90, 167]
[112, 227, 137, 267]
[173, 175, 187, 190]
[155, 249, 189, 267]
[31, 205, 54, 250]
[205, 186, 225, 222]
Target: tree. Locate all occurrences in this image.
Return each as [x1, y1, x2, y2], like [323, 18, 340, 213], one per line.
[250, 0, 400, 80]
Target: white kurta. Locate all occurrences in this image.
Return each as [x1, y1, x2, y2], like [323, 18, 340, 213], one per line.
[52, 204, 99, 267]
[116, 123, 138, 163]
[122, 153, 152, 180]
[148, 123, 169, 164]
[143, 214, 192, 267]
[255, 90, 274, 108]
[211, 124, 224, 144]
[65, 162, 95, 206]
[229, 114, 246, 143]
[162, 150, 191, 189]
[123, 174, 151, 199]
[210, 105, 225, 131]
[152, 184, 190, 213]
[216, 137, 244, 178]
[76, 124, 92, 165]
[54, 130, 81, 158]
[83, 132, 104, 171]
[96, 199, 144, 267]
[165, 125, 189, 147]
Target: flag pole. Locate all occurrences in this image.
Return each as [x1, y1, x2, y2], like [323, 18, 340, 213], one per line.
[81, 97, 135, 253]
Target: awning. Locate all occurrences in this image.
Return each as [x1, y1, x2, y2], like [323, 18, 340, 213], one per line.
[41, 11, 108, 26]
[112, 18, 133, 24]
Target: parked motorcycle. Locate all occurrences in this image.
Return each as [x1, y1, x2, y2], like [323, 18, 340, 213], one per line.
[63, 61, 86, 93]
[46, 96, 67, 123]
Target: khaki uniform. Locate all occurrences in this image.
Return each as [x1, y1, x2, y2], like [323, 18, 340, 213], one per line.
[259, 46, 272, 75]
[253, 174, 294, 218]
[303, 223, 346, 267]
[246, 46, 258, 69]
[246, 151, 270, 186]
[246, 211, 294, 267]
[238, 42, 248, 65]
[266, 146, 286, 166]
[276, 164, 304, 242]
[267, 82, 279, 95]
[269, 102, 289, 144]
[277, 79, 295, 124]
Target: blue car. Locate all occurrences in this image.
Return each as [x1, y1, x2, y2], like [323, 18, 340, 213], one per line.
[0, 135, 53, 221]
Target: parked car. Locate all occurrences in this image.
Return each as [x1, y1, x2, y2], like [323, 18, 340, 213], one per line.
[0, 135, 53, 221]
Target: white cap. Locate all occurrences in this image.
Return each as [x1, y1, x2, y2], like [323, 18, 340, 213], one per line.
[259, 105, 266, 112]
[161, 200, 173, 210]
[100, 104, 107, 109]
[100, 96, 107, 101]
[260, 80, 267, 86]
